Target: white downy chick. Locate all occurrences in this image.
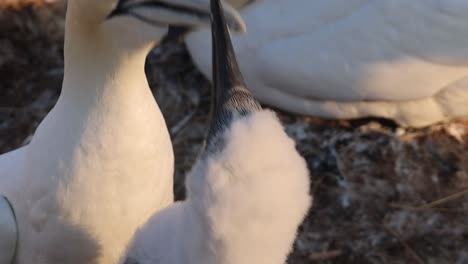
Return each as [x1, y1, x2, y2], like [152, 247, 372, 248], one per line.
[123, 0, 311, 263]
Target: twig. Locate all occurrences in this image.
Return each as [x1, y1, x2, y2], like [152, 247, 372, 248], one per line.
[309, 250, 342, 261]
[388, 203, 422, 211]
[419, 187, 468, 209]
[389, 186, 468, 211]
[389, 203, 463, 212]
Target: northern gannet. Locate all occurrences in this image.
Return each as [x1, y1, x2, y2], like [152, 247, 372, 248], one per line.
[122, 0, 311, 263]
[0, 0, 244, 263]
[186, 0, 468, 127]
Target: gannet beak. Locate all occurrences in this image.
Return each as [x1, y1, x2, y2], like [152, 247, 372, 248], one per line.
[0, 196, 17, 263]
[109, 0, 246, 33]
[211, 0, 247, 94]
[206, 0, 261, 143]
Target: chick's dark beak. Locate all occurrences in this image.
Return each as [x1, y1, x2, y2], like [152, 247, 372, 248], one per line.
[205, 0, 261, 145]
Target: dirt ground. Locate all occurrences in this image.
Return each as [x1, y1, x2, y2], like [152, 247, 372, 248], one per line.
[0, 2, 467, 263]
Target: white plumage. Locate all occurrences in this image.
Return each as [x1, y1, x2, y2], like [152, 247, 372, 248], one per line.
[186, 0, 468, 127]
[124, 111, 310, 264]
[0, 0, 244, 263]
[123, 0, 311, 263]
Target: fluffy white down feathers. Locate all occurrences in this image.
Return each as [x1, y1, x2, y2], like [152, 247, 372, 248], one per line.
[124, 110, 311, 264]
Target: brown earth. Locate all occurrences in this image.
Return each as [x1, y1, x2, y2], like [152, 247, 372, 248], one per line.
[0, 2, 467, 263]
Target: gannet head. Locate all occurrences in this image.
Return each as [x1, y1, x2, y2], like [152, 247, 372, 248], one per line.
[65, 0, 246, 50]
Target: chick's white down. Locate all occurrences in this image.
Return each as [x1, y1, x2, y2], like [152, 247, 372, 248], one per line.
[123, 0, 310, 261]
[125, 111, 311, 264]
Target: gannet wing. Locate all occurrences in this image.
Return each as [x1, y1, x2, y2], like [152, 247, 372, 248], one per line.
[253, 0, 468, 101]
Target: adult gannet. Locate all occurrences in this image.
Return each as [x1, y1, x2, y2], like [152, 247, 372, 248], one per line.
[186, 0, 468, 127]
[0, 0, 244, 263]
[122, 0, 310, 263]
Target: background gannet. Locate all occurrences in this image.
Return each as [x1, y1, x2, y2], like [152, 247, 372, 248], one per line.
[186, 0, 468, 127]
[0, 0, 244, 263]
[122, 0, 310, 263]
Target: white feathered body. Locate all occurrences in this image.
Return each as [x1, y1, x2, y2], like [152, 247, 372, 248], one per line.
[125, 111, 310, 264]
[187, 0, 468, 126]
[0, 44, 174, 264]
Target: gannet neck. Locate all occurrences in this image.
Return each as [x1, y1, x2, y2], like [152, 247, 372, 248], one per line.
[10, 7, 174, 263]
[65, 0, 116, 28]
[32, 6, 173, 211]
[61, 21, 154, 97]
[63, 48, 148, 102]
[15, 43, 174, 263]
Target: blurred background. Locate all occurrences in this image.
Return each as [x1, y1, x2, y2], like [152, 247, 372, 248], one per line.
[0, 1, 467, 263]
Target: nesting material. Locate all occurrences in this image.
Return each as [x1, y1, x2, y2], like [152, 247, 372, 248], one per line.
[0, 2, 466, 263]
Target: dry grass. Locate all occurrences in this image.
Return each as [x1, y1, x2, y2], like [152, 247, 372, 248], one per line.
[0, 2, 467, 263]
